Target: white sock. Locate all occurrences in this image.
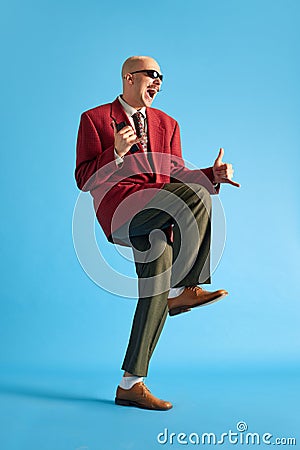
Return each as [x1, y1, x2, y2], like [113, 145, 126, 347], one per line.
[168, 287, 185, 298]
[119, 376, 144, 390]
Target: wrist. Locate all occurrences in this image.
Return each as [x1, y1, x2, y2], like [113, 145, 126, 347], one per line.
[212, 169, 217, 184]
[115, 148, 125, 158]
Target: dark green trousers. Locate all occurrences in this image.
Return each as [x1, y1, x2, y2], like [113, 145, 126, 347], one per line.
[113, 183, 212, 377]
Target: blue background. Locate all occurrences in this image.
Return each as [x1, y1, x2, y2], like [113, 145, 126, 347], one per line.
[0, 0, 299, 449]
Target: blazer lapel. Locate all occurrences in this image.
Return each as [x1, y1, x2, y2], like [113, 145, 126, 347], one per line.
[110, 97, 131, 126]
[147, 108, 165, 176]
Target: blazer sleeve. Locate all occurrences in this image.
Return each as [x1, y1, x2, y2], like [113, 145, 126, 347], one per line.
[170, 121, 220, 195]
[75, 112, 119, 191]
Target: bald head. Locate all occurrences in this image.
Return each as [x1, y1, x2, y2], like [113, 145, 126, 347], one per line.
[121, 56, 162, 109]
[121, 56, 161, 78]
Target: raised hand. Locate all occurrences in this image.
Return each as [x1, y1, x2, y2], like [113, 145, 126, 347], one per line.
[112, 121, 141, 157]
[213, 148, 240, 188]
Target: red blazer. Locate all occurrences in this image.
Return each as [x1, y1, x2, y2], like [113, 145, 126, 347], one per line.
[75, 98, 218, 241]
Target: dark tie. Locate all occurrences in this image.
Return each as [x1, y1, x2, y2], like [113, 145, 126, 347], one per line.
[132, 112, 148, 152]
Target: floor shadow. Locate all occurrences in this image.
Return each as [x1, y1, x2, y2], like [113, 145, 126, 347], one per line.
[0, 384, 115, 406]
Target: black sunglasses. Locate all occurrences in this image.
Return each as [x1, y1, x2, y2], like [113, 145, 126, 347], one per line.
[130, 69, 163, 81]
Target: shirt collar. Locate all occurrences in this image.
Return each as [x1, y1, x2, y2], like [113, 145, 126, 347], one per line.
[118, 95, 146, 118]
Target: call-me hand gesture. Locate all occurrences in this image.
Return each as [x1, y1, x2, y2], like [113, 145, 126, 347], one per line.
[213, 148, 240, 187]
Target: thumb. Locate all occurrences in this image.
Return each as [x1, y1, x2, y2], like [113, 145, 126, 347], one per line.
[111, 120, 117, 135]
[215, 147, 224, 164]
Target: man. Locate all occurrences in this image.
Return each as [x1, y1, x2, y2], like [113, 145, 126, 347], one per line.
[75, 56, 240, 411]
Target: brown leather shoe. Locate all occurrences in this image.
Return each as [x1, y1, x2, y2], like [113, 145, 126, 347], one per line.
[168, 286, 228, 316]
[115, 382, 172, 411]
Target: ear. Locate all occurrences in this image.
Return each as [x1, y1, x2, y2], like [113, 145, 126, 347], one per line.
[124, 73, 134, 85]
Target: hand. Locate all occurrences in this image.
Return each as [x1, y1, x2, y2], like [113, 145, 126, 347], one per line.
[213, 148, 241, 188]
[112, 121, 140, 157]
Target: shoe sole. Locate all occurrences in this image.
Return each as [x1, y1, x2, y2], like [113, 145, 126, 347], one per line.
[115, 397, 172, 411]
[169, 293, 228, 317]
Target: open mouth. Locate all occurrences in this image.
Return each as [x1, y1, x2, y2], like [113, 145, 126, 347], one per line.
[146, 88, 158, 100]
